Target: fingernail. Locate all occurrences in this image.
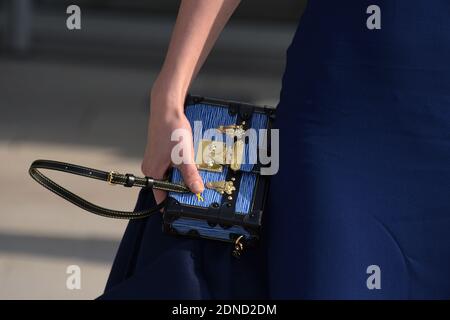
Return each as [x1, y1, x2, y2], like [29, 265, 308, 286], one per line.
[190, 181, 203, 193]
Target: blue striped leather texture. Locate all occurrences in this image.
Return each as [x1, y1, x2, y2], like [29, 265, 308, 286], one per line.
[168, 103, 267, 240]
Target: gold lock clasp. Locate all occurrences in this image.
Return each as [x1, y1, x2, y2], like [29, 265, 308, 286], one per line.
[196, 139, 244, 172]
[195, 122, 247, 172]
[195, 140, 226, 172]
[230, 140, 244, 171]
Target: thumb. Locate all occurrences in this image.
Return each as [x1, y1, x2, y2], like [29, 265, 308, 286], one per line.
[178, 162, 204, 194]
[175, 130, 204, 194]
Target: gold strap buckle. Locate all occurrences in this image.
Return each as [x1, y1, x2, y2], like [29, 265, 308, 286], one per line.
[107, 171, 119, 185]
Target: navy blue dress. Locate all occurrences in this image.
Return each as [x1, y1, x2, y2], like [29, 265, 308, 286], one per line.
[101, 0, 450, 299]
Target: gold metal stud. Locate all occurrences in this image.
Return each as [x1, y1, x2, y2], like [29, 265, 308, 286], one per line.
[205, 180, 236, 195]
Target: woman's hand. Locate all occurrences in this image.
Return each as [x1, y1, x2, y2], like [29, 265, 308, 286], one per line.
[141, 0, 241, 204]
[141, 89, 204, 205]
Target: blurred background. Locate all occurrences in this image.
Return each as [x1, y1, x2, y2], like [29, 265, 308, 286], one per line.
[0, 0, 305, 299]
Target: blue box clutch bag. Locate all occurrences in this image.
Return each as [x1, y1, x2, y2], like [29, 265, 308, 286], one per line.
[28, 95, 275, 258]
[164, 95, 275, 257]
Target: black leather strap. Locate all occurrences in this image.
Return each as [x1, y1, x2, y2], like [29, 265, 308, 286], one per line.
[28, 159, 190, 220]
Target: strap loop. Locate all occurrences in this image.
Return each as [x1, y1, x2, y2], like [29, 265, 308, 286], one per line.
[124, 173, 136, 187]
[28, 159, 180, 220]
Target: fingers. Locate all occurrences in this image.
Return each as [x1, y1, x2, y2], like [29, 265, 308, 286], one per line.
[141, 113, 204, 199]
[171, 128, 204, 194]
[178, 162, 204, 194]
[176, 136, 204, 193]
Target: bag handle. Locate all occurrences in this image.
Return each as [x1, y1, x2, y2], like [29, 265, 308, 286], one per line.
[28, 159, 190, 219]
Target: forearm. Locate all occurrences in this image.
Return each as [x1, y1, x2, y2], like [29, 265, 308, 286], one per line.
[151, 0, 241, 108]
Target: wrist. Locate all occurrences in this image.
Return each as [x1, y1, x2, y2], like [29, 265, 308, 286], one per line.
[151, 69, 190, 105]
[150, 89, 185, 122]
[151, 93, 186, 120]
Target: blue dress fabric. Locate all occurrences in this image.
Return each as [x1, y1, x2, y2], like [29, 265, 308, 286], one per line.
[101, 0, 450, 299]
[100, 188, 268, 299]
